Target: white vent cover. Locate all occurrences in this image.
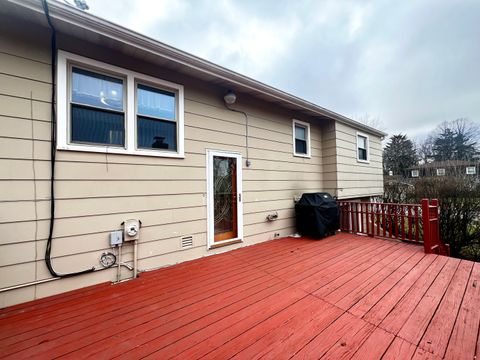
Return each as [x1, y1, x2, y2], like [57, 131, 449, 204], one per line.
[181, 235, 193, 248]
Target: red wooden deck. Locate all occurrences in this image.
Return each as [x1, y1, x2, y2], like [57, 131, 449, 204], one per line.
[0, 233, 478, 359]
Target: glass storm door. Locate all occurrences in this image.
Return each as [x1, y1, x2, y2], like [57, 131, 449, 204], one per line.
[207, 150, 243, 248]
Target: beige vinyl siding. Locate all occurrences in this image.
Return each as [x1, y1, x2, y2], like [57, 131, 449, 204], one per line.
[320, 121, 338, 196]
[0, 22, 327, 307]
[333, 122, 384, 199]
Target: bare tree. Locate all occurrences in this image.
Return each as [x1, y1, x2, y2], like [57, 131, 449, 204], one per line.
[416, 135, 435, 164]
[355, 113, 386, 132]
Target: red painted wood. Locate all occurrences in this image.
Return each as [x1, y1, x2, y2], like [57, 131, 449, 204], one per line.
[333, 247, 419, 311]
[363, 255, 445, 326]
[0, 256, 259, 346]
[396, 258, 460, 343]
[444, 262, 480, 360]
[299, 241, 397, 294]
[319, 320, 374, 359]
[0, 234, 471, 359]
[348, 252, 425, 318]
[138, 287, 307, 359]
[350, 327, 394, 359]
[312, 242, 401, 297]
[201, 296, 330, 360]
[172, 294, 318, 360]
[67, 279, 288, 359]
[412, 347, 443, 359]
[382, 337, 417, 359]
[318, 244, 412, 302]
[291, 312, 366, 359]
[1, 274, 280, 357]
[419, 260, 473, 357]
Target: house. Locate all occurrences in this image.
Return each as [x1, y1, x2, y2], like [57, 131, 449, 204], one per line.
[408, 160, 479, 179]
[0, 0, 385, 308]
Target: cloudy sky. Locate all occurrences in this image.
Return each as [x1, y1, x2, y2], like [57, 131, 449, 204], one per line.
[84, 0, 479, 140]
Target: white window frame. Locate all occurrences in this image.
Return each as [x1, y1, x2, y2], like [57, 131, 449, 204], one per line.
[466, 166, 476, 175]
[292, 119, 311, 158]
[436, 168, 445, 176]
[57, 50, 184, 158]
[411, 169, 419, 178]
[356, 132, 370, 163]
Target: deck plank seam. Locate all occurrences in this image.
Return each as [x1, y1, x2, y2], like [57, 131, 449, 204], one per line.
[373, 255, 448, 333]
[346, 252, 427, 319]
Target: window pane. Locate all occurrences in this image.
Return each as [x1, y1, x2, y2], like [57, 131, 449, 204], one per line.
[72, 67, 123, 111]
[137, 116, 177, 150]
[295, 125, 306, 140]
[358, 147, 367, 160]
[358, 135, 367, 149]
[295, 139, 307, 154]
[71, 104, 124, 146]
[137, 84, 175, 120]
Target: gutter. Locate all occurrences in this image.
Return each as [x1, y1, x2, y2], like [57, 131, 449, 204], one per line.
[8, 0, 387, 138]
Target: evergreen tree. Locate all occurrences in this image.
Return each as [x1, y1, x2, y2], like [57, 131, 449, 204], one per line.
[433, 128, 456, 161]
[432, 119, 479, 161]
[383, 134, 418, 176]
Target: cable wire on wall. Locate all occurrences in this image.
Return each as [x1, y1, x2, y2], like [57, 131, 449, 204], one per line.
[42, 0, 95, 277]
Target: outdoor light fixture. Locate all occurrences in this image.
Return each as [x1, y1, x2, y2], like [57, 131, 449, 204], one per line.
[224, 90, 237, 105]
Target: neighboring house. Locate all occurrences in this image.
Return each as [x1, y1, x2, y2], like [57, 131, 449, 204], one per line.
[408, 160, 479, 179]
[0, 0, 385, 307]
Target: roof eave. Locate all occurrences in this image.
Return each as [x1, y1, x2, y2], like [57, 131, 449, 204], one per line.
[8, 0, 387, 138]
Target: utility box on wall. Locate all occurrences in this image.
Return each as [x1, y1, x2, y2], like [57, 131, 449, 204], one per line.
[123, 219, 141, 241]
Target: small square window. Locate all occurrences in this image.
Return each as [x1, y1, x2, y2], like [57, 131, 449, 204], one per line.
[436, 168, 445, 176]
[357, 133, 369, 162]
[411, 169, 419, 178]
[466, 166, 476, 175]
[292, 120, 310, 157]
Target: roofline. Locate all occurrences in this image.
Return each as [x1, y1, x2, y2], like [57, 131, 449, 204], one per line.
[9, 0, 387, 138]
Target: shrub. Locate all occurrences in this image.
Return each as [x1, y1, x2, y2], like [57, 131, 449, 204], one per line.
[406, 176, 480, 258]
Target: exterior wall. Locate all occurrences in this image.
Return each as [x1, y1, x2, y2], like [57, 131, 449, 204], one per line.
[0, 21, 328, 307]
[333, 122, 384, 200]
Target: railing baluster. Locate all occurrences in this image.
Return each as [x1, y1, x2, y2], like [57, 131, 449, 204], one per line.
[414, 205, 420, 242]
[337, 200, 445, 254]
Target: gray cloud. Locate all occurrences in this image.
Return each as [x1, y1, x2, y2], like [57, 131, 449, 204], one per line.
[85, 0, 480, 139]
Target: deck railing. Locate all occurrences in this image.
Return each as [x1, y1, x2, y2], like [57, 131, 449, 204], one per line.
[338, 198, 449, 256]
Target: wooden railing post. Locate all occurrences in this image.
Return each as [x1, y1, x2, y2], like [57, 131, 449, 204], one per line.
[421, 199, 431, 254]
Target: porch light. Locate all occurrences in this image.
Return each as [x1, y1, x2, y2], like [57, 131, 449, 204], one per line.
[224, 90, 237, 105]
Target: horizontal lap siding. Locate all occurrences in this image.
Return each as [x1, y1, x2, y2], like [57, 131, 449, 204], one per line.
[0, 24, 325, 307]
[334, 122, 383, 199]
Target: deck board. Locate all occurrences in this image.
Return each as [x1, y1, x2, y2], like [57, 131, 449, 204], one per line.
[0, 233, 477, 359]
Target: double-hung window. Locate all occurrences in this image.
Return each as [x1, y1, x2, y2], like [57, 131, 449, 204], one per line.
[292, 119, 311, 157]
[136, 84, 177, 151]
[70, 67, 125, 146]
[57, 50, 184, 158]
[357, 133, 369, 162]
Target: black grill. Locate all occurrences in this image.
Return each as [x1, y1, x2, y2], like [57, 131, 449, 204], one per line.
[295, 193, 340, 239]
